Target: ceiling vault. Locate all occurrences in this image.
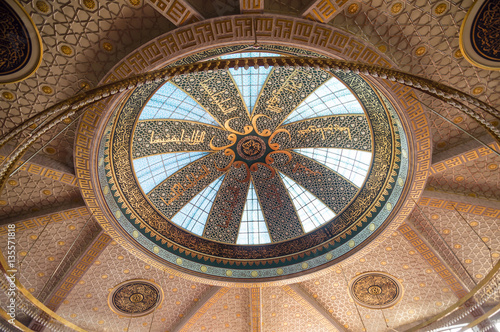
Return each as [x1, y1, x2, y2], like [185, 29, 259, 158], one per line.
[171, 286, 229, 332]
[239, 0, 264, 14]
[281, 284, 347, 332]
[0, 203, 88, 228]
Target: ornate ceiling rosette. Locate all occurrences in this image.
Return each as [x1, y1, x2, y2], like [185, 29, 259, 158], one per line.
[92, 46, 412, 285]
[349, 272, 403, 309]
[108, 279, 164, 317]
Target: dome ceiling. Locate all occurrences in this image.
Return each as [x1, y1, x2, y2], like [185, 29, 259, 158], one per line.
[94, 48, 411, 284]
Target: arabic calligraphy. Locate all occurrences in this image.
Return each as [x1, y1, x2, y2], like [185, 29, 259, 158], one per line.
[149, 130, 206, 145]
[160, 165, 210, 206]
[218, 186, 240, 228]
[265, 71, 303, 113]
[201, 77, 238, 115]
[298, 124, 352, 140]
[292, 163, 321, 176]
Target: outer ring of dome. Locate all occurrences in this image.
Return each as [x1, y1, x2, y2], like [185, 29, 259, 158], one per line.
[79, 15, 431, 286]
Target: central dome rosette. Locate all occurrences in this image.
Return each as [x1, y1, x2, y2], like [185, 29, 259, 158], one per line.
[93, 48, 412, 285]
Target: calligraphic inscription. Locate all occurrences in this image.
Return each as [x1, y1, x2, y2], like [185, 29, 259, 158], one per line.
[350, 272, 402, 309]
[109, 280, 163, 317]
[279, 115, 371, 151]
[273, 151, 359, 213]
[0, 0, 30, 75]
[173, 70, 251, 133]
[148, 153, 226, 216]
[251, 170, 304, 241]
[132, 120, 229, 158]
[253, 67, 330, 131]
[0, 0, 42, 83]
[237, 136, 266, 160]
[471, 0, 500, 62]
[204, 167, 250, 243]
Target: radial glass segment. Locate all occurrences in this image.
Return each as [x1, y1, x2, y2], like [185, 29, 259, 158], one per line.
[128, 59, 373, 243]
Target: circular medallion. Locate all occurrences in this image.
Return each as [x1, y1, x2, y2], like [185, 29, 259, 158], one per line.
[237, 136, 266, 160]
[89, 45, 415, 285]
[108, 280, 163, 317]
[349, 272, 403, 309]
[0, 0, 43, 83]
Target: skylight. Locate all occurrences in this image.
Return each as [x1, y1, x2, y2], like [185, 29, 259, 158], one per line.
[293, 148, 371, 187]
[139, 82, 219, 126]
[279, 172, 336, 233]
[284, 76, 364, 124]
[132, 152, 209, 194]
[236, 181, 271, 244]
[170, 175, 225, 236]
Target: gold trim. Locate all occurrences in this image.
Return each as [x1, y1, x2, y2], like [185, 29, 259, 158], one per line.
[0, 254, 87, 331]
[0, 307, 33, 331]
[406, 259, 500, 332]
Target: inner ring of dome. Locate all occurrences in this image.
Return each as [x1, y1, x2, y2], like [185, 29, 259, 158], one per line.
[130, 56, 373, 245]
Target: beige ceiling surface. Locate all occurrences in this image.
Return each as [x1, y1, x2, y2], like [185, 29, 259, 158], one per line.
[1, 0, 499, 331]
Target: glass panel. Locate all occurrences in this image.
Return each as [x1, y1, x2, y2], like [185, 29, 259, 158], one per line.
[279, 172, 335, 233]
[139, 82, 219, 126]
[170, 175, 225, 236]
[132, 152, 209, 194]
[220, 52, 282, 60]
[284, 76, 365, 124]
[293, 148, 371, 187]
[236, 181, 271, 244]
[229, 66, 272, 114]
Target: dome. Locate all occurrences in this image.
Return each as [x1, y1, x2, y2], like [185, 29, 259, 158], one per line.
[93, 48, 411, 284]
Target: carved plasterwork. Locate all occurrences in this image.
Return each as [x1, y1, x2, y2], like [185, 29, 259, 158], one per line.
[349, 272, 403, 309]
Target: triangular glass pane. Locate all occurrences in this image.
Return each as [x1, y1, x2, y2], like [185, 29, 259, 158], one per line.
[139, 82, 219, 126]
[236, 181, 271, 245]
[279, 172, 336, 233]
[230, 66, 272, 115]
[283, 76, 365, 124]
[132, 152, 209, 194]
[171, 175, 225, 236]
[293, 148, 371, 187]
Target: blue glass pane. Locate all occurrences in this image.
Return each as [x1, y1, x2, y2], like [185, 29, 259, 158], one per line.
[220, 52, 281, 60]
[279, 172, 335, 233]
[139, 82, 219, 126]
[132, 152, 209, 194]
[230, 66, 272, 115]
[284, 77, 365, 124]
[171, 175, 225, 236]
[294, 148, 371, 187]
[236, 181, 271, 244]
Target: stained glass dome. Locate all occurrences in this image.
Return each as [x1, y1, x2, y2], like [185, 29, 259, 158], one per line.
[96, 49, 409, 284]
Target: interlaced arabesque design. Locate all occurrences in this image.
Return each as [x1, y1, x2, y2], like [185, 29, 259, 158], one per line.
[130, 66, 373, 244]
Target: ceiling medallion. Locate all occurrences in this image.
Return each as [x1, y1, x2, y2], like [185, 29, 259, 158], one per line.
[93, 46, 412, 285]
[460, 0, 500, 70]
[349, 272, 403, 309]
[0, 0, 43, 84]
[108, 279, 163, 317]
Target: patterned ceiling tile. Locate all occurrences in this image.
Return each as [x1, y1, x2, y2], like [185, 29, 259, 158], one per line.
[300, 231, 458, 331]
[411, 205, 500, 288]
[262, 286, 334, 332]
[427, 152, 500, 200]
[0, 170, 83, 221]
[55, 241, 211, 332]
[0, 0, 174, 135]
[186, 287, 250, 332]
[0, 214, 93, 299]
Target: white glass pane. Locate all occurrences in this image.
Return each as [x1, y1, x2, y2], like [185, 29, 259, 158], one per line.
[279, 172, 335, 233]
[171, 175, 225, 236]
[236, 181, 271, 244]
